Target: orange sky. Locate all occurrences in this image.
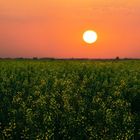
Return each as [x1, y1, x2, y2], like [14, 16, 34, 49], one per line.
[0, 0, 140, 58]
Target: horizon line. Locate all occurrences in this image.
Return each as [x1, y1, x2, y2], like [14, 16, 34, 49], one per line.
[0, 57, 140, 60]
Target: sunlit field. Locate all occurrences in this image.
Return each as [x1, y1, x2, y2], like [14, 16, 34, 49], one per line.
[0, 60, 140, 139]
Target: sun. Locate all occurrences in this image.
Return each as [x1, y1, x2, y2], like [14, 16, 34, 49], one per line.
[83, 30, 98, 44]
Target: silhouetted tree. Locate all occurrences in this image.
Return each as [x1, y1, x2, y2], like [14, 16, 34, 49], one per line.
[33, 57, 38, 60]
[116, 56, 120, 60]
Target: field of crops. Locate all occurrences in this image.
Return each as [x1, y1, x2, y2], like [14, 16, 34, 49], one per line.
[0, 60, 140, 140]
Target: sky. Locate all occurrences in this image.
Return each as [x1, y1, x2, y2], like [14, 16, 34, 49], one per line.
[0, 0, 140, 58]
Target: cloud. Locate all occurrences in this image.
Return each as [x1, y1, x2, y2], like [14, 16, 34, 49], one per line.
[0, 14, 48, 23]
[90, 0, 140, 15]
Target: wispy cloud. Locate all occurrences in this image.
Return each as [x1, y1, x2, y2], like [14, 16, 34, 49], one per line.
[0, 14, 48, 23]
[90, 0, 140, 15]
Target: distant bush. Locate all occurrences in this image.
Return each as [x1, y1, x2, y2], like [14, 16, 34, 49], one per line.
[33, 57, 38, 60]
[116, 56, 120, 60]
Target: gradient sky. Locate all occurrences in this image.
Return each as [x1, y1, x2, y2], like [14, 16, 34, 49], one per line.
[0, 0, 140, 58]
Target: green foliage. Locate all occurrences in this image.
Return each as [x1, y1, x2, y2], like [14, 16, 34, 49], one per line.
[0, 60, 140, 139]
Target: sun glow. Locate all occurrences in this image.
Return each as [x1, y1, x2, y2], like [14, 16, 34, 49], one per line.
[83, 30, 97, 44]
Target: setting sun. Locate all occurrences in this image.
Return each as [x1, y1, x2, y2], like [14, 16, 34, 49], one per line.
[83, 30, 98, 44]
